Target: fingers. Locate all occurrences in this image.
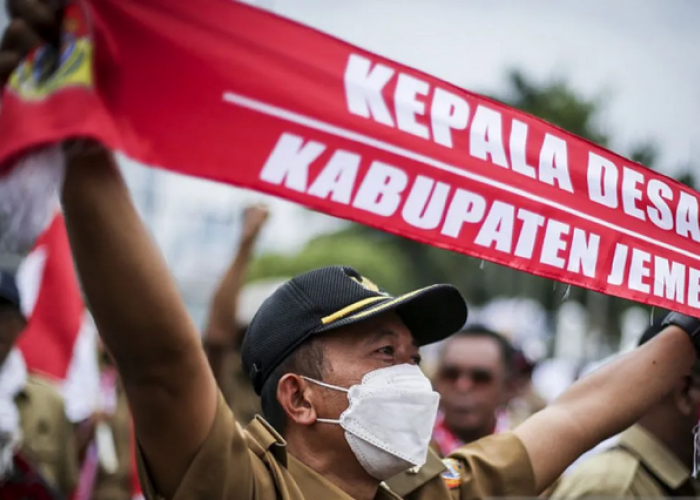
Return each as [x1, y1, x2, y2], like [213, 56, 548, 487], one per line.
[1, 17, 43, 53]
[7, 0, 62, 42]
[0, 18, 42, 86]
[0, 52, 20, 86]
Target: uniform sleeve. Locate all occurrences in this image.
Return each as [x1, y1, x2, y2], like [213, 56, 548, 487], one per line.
[449, 432, 536, 499]
[136, 392, 257, 500]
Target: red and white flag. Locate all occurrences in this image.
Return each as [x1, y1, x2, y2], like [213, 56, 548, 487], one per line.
[16, 213, 89, 386]
[12, 208, 142, 500]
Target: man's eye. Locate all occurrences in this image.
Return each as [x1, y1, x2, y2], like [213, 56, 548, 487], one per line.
[378, 345, 395, 356]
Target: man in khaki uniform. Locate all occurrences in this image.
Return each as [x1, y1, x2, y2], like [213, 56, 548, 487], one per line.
[550, 317, 700, 498]
[203, 204, 269, 425]
[0, 271, 79, 498]
[5, 9, 700, 500]
[16, 375, 80, 498]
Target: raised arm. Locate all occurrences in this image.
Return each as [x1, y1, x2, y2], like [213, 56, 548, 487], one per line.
[61, 146, 218, 498]
[204, 204, 268, 385]
[514, 324, 696, 493]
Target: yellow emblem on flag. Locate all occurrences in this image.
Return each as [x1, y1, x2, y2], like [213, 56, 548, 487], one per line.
[8, 4, 93, 101]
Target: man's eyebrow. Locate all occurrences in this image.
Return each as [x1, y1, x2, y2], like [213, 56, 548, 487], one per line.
[364, 327, 419, 349]
[364, 328, 399, 346]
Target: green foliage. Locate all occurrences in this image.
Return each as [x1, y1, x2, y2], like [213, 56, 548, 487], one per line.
[493, 70, 610, 147]
[247, 231, 415, 295]
[676, 168, 697, 190]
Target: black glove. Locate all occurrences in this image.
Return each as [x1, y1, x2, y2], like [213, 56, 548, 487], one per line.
[661, 311, 700, 356]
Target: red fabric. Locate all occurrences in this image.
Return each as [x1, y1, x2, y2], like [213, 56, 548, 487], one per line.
[432, 412, 466, 457]
[2, 0, 700, 314]
[16, 215, 85, 381]
[432, 411, 500, 456]
[0, 454, 62, 500]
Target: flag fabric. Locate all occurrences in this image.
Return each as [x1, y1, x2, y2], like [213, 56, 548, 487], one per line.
[16, 214, 85, 383]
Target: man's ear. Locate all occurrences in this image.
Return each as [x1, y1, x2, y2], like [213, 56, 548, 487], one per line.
[276, 374, 318, 427]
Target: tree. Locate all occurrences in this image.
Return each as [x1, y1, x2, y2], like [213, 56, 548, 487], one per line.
[493, 70, 610, 147]
[246, 231, 415, 295]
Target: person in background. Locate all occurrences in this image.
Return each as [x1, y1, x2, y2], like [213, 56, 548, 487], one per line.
[501, 347, 547, 430]
[73, 340, 137, 500]
[431, 324, 515, 456]
[0, 270, 78, 499]
[203, 204, 269, 424]
[550, 315, 700, 498]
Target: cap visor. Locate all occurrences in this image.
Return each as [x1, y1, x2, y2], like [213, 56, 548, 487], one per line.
[314, 284, 467, 346]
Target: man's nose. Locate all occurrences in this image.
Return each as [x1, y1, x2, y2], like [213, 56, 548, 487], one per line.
[454, 374, 475, 392]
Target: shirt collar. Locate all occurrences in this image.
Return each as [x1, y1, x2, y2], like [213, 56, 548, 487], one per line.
[246, 415, 288, 466]
[618, 424, 690, 489]
[288, 455, 402, 500]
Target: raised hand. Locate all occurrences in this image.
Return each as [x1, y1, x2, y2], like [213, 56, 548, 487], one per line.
[1, 0, 62, 86]
[241, 203, 269, 244]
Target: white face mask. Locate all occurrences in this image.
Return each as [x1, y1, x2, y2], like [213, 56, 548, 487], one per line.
[303, 363, 440, 480]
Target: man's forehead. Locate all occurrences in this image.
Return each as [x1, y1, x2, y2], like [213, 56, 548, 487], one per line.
[442, 336, 503, 363]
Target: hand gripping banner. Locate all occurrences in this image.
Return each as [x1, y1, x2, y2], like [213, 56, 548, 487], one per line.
[1, 0, 700, 316]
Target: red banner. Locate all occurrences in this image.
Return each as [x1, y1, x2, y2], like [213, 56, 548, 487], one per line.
[1, 0, 700, 316]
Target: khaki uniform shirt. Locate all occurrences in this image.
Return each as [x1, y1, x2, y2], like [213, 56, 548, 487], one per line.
[550, 424, 698, 498]
[92, 385, 133, 500]
[137, 393, 535, 500]
[15, 375, 79, 498]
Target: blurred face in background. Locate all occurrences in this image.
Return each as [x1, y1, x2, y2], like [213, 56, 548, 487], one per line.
[434, 333, 511, 441]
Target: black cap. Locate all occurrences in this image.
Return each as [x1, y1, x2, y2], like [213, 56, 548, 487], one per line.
[0, 271, 20, 309]
[242, 265, 468, 395]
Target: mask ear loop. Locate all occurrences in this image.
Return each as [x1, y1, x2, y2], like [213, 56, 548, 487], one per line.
[300, 376, 349, 425]
[300, 376, 349, 393]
